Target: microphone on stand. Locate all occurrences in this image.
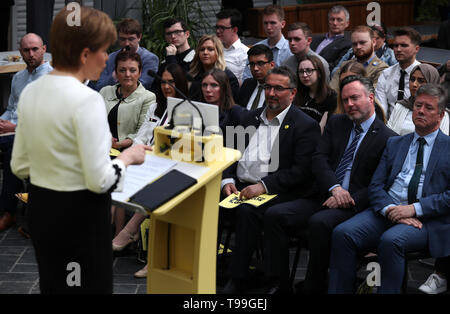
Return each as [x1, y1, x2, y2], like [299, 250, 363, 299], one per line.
[147, 70, 205, 133]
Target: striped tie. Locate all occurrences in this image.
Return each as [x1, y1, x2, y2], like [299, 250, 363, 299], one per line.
[407, 137, 426, 204]
[335, 124, 364, 185]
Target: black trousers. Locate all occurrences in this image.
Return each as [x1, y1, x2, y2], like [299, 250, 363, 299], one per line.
[0, 135, 23, 216]
[263, 197, 322, 288]
[28, 184, 113, 294]
[227, 181, 302, 281]
[303, 207, 355, 293]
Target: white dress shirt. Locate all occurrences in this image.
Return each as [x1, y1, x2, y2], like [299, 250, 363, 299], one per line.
[245, 82, 266, 110]
[223, 38, 249, 84]
[11, 74, 126, 194]
[375, 60, 421, 119]
[221, 104, 291, 193]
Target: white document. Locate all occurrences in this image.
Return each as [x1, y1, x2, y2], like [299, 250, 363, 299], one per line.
[173, 161, 210, 180]
[112, 155, 177, 202]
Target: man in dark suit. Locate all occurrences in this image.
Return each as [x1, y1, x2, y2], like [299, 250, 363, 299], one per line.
[264, 75, 396, 294]
[310, 5, 352, 72]
[237, 45, 275, 110]
[221, 66, 321, 293]
[329, 83, 450, 294]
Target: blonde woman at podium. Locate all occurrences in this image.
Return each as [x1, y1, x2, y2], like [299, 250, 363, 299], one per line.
[113, 63, 189, 279]
[10, 6, 148, 294]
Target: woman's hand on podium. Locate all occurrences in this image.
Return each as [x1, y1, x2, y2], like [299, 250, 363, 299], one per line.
[117, 144, 152, 166]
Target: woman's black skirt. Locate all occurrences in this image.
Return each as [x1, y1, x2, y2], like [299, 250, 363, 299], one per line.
[27, 184, 113, 294]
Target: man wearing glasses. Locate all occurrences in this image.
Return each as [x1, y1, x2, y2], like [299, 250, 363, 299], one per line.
[215, 9, 249, 84]
[91, 18, 159, 91]
[238, 44, 275, 110]
[221, 66, 321, 294]
[161, 18, 195, 73]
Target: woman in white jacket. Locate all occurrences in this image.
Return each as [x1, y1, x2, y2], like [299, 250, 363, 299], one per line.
[387, 63, 449, 135]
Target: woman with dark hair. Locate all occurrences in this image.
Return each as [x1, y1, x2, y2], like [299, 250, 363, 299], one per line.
[10, 6, 147, 294]
[112, 63, 188, 279]
[100, 50, 155, 151]
[387, 63, 449, 135]
[188, 34, 240, 103]
[201, 68, 244, 141]
[295, 55, 336, 132]
[134, 63, 188, 145]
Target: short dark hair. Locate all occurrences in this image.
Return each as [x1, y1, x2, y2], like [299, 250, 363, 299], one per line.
[114, 50, 142, 71]
[393, 27, 421, 46]
[416, 83, 447, 113]
[116, 18, 142, 36]
[263, 4, 285, 21]
[339, 75, 375, 96]
[247, 44, 273, 62]
[267, 66, 297, 88]
[287, 22, 312, 38]
[163, 17, 188, 32]
[216, 9, 242, 29]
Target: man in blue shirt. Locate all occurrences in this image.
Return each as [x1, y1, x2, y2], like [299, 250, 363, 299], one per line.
[0, 33, 53, 232]
[329, 84, 450, 294]
[241, 5, 292, 81]
[90, 18, 159, 91]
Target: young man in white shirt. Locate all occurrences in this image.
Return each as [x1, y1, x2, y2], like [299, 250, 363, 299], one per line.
[376, 27, 421, 119]
[215, 9, 249, 84]
[241, 5, 292, 81]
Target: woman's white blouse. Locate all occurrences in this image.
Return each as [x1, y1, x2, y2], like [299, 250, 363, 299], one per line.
[11, 74, 126, 193]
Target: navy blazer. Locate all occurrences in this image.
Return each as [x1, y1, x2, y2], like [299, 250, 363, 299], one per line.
[237, 78, 259, 109]
[312, 114, 397, 212]
[223, 105, 321, 198]
[368, 131, 450, 257]
[311, 33, 352, 71]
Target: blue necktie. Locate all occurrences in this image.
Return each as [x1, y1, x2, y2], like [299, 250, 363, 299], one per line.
[335, 125, 364, 185]
[407, 137, 426, 204]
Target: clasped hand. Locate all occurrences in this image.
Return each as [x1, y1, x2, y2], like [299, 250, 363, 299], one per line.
[323, 186, 355, 209]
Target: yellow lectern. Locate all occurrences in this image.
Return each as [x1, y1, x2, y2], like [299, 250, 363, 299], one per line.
[143, 126, 240, 294]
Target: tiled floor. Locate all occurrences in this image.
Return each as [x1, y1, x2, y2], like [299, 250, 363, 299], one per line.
[0, 212, 443, 294]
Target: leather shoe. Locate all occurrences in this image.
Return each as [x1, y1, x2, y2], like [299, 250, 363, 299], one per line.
[134, 265, 148, 278]
[266, 285, 294, 294]
[222, 279, 245, 294]
[18, 226, 31, 239]
[0, 212, 16, 232]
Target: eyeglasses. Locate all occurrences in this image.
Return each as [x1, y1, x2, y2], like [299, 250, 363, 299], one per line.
[409, 76, 427, 84]
[165, 30, 185, 37]
[298, 68, 317, 76]
[248, 61, 271, 68]
[215, 25, 233, 31]
[263, 84, 293, 92]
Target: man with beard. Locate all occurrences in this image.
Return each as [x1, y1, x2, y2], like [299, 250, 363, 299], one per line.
[221, 66, 321, 293]
[0, 33, 53, 233]
[329, 25, 388, 93]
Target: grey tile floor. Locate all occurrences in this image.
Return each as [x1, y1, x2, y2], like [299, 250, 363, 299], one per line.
[0, 212, 442, 294]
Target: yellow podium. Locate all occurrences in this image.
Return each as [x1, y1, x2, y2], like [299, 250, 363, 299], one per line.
[145, 126, 240, 294]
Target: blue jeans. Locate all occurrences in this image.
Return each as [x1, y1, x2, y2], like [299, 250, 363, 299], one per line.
[328, 209, 428, 294]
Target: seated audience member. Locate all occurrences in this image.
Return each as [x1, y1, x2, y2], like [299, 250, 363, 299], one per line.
[265, 75, 396, 294]
[201, 68, 245, 143]
[295, 55, 337, 132]
[329, 84, 450, 294]
[188, 34, 239, 103]
[221, 66, 321, 294]
[241, 4, 292, 81]
[439, 59, 450, 109]
[329, 25, 388, 93]
[332, 23, 396, 76]
[283, 23, 330, 82]
[0, 33, 53, 233]
[215, 9, 249, 84]
[161, 18, 195, 73]
[311, 5, 352, 72]
[437, 19, 450, 50]
[388, 64, 449, 135]
[113, 63, 188, 279]
[336, 61, 386, 123]
[135, 63, 188, 145]
[238, 44, 275, 110]
[100, 51, 155, 151]
[376, 27, 422, 120]
[91, 18, 159, 91]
